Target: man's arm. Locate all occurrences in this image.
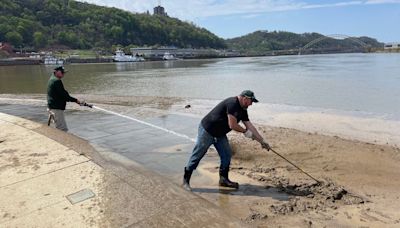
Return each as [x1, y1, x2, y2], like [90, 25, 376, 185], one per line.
[243, 121, 271, 150]
[243, 121, 263, 142]
[55, 80, 79, 103]
[228, 114, 246, 133]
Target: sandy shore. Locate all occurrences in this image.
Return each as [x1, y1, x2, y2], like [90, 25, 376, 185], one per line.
[1, 94, 400, 227]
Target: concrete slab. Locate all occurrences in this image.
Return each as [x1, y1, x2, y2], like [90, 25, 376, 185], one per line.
[131, 198, 243, 228]
[2, 200, 100, 228]
[0, 111, 247, 227]
[0, 121, 89, 187]
[0, 113, 42, 130]
[0, 162, 103, 222]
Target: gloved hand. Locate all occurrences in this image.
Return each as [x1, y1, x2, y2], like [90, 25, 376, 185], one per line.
[260, 140, 271, 151]
[78, 100, 93, 108]
[243, 129, 253, 139]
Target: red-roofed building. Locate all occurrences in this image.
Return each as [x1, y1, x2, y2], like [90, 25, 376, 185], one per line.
[0, 42, 13, 54]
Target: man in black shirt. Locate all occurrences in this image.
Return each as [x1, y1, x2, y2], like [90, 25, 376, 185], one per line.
[183, 90, 271, 190]
[47, 66, 81, 131]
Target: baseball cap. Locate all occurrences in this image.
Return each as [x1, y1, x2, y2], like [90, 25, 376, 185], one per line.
[240, 90, 258, 103]
[54, 66, 67, 73]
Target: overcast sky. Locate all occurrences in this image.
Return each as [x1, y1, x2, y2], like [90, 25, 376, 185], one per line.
[77, 0, 400, 42]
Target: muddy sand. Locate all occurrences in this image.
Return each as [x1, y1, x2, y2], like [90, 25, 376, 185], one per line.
[225, 126, 400, 227]
[2, 94, 400, 227]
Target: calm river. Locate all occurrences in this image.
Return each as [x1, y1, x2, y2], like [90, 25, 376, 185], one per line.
[1, 53, 400, 119]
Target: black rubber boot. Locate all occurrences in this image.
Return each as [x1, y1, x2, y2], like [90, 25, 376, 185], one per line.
[183, 167, 193, 191]
[219, 168, 239, 189]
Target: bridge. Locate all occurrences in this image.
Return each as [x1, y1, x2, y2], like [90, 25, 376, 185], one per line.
[298, 34, 370, 55]
[261, 34, 371, 56]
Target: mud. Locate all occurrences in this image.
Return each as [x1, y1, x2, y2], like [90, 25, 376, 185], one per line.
[232, 166, 365, 218]
[270, 181, 365, 215]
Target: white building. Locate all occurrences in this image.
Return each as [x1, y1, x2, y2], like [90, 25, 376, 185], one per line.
[130, 47, 221, 59]
[384, 42, 400, 49]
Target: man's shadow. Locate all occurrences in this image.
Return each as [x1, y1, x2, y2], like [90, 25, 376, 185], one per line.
[191, 183, 291, 201]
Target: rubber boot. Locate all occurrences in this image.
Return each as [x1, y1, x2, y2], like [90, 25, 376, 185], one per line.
[183, 167, 193, 191]
[219, 168, 239, 189]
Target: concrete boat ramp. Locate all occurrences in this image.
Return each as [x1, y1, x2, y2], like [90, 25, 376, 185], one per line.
[0, 102, 284, 227]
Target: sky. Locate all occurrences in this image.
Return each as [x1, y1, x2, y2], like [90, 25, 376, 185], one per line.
[77, 0, 400, 43]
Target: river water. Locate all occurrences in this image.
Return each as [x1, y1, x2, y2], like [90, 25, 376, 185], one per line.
[1, 53, 400, 120]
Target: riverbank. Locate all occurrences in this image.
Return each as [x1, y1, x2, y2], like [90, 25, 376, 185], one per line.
[0, 57, 115, 66]
[1, 95, 399, 227]
[0, 56, 216, 66]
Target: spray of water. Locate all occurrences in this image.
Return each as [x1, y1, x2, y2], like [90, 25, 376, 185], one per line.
[0, 97, 196, 143]
[92, 105, 196, 143]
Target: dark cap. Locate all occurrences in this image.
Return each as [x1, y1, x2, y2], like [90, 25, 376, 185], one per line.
[54, 66, 67, 73]
[240, 90, 258, 103]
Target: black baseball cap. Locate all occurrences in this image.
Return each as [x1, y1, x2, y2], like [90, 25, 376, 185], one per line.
[54, 66, 67, 73]
[240, 90, 258, 103]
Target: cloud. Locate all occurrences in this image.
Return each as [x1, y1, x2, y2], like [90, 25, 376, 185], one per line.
[77, 0, 400, 20]
[241, 14, 262, 19]
[301, 1, 364, 9]
[365, 0, 400, 4]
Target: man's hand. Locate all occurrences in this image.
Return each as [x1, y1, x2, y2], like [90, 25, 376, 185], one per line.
[78, 100, 93, 108]
[261, 140, 271, 151]
[243, 129, 253, 139]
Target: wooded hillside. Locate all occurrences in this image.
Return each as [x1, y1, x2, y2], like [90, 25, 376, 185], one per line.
[0, 0, 226, 50]
[226, 30, 383, 55]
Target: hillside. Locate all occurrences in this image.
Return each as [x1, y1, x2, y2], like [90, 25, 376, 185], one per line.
[0, 0, 226, 50]
[226, 30, 383, 55]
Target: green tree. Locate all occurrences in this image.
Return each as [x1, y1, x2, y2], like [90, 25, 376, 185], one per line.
[33, 31, 47, 48]
[110, 25, 124, 43]
[0, 22, 12, 41]
[5, 31, 23, 47]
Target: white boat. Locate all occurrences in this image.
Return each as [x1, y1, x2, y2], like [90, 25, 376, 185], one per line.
[43, 55, 64, 65]
[29, 52, 41, 59]
[162, 52, 179, 60]
[113, 50, 145, 62]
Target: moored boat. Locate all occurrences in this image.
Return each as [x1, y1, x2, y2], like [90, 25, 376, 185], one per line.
[43, 55, 64, 65]
[113, 49, 145, 62]
[162, 52, 180, 60]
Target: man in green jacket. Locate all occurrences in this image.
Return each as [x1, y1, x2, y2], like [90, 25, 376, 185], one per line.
[47, 66, 80, 131]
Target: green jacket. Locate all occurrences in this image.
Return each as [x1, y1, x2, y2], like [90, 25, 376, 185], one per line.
[47, 74, 77, 110]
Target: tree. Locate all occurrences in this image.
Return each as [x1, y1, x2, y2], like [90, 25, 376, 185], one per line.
[110, 25, 124, 44]
[1, 0, 229, 49]
[33, 31, 47, 48]
[0, 23, 11, 41]
[5, 31, 23, 47]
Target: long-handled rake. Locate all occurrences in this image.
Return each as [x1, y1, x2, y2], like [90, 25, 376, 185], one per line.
[266, 147, 321, 184]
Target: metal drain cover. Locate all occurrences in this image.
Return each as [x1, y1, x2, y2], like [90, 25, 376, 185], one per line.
[66, 188, 95, 204]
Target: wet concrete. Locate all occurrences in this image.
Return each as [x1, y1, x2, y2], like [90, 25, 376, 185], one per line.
[0, 103, 198, 176]
[0, 112, 247, 227]
[0, 102, 297, 224]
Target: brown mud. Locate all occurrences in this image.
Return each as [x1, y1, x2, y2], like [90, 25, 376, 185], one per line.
[223, 125, 400, 227]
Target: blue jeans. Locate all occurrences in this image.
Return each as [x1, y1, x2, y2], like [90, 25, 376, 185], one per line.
[186, 124, 232, 172]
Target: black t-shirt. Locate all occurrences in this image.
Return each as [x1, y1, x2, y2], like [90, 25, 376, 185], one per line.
[201, 97, 249, 137]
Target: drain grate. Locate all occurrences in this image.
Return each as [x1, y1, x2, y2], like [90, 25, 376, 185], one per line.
[66, 188, 95, 204]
